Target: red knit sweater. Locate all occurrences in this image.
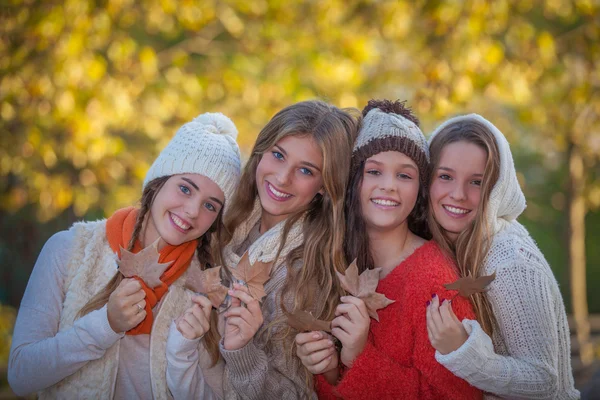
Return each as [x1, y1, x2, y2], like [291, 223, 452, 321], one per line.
[316, 240, 482, 400]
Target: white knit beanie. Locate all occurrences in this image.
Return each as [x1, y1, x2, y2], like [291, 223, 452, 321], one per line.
[143, 112, 242, 207]
[428, 113, 526, 233]
[353, 101, 429, 185]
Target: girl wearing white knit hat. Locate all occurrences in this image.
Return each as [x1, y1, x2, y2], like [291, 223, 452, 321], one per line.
[425, 114, 579, 399]
[8, 112, 242, 399]
[166, 100, 360, 399]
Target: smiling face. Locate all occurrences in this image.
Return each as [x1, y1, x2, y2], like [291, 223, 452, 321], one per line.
[255, 134, 324, 230]
[144, 174, 224, 248]
[429, 141, 487, 240]
[359, 151, 420, 233]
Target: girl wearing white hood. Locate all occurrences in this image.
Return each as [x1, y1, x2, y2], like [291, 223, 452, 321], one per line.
[425, 114, 579, 399]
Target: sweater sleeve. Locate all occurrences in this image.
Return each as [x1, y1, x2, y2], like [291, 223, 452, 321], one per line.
[7, 231, 123, 396]
[323, 258, 482, 400]
[219, 266, 314, 400]
[166, 322, 222, 400]
[435, 263, 572, 399]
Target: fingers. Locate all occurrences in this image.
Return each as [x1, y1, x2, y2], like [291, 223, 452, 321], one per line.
[297, 337, 334, 357]
[428, 294, 443, 330]
[295, 331, 324, 346]
[192, 295, 213, 320]
[338, 296, 368, 320]
[228, 287, 262, 318]
[335, 303, 368, 323]
[118, 278, 143, 296]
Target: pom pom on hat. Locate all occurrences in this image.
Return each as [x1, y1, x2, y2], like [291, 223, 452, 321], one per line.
[143, 112, 242, 209]
[191, 112, 238, 140]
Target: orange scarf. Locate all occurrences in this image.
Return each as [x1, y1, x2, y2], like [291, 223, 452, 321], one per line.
[106, 207, 197, 335]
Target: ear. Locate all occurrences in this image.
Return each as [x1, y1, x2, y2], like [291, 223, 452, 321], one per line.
[318, 187, 325, 196]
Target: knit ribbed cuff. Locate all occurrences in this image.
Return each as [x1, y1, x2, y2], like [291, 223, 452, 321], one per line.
[435, 319, 491, 378]
[219, 338, 268, 379]
[82, 304, 124, 349]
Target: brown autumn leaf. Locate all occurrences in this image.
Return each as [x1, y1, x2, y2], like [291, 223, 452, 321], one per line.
[116, 238, 173, 288]
[184, 265, 228, 308]
[444, 271, 497, 298]
[230, 254, 272, 301]
[286, 310, 332, 333]
[336, 259, 395, 322]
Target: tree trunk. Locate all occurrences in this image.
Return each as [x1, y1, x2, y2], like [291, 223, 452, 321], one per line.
[567, 140, 594, 366]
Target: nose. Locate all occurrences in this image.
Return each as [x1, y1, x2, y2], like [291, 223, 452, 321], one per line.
[275, 166, 293, 186]
[378, 174, 396, 192]
[183, 199, 200, 219]
[449, 183, 466, 201]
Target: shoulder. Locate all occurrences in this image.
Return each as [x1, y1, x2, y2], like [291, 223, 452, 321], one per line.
[487, 222, 556, 282]
[404, 240, 459, 283]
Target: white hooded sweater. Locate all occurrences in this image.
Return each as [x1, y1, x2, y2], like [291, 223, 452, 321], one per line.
[429, 114, 579, 400]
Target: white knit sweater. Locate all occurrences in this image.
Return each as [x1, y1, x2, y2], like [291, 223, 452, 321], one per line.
[429, 114, 579, 400]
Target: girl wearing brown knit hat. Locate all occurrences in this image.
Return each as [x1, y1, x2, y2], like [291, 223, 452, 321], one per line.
[296, 100, 482, 399]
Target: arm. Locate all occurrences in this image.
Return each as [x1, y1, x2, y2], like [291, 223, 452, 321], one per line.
[166, 322, 222, 400]
[220, 280, 313, 400]
[435, 266, 566, 399]
[329, 284, 481, 399]
[7, 231, 123, 396]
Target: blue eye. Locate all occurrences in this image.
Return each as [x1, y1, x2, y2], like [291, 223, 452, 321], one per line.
[180, 185, 191, 195]
[398, 173, 412, 180]
[366, 169, 380, 176]
[471, 180, 482, 186]
[300, 167, 313, 176]
[205, 202, 216, 212]
[439, 174, 451, 181]
[272, 151, 284, 160]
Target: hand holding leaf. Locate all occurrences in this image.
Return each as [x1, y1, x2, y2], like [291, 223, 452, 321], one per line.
[185, 265, 228, 308]
[116, 238, 172, 288]
[336, 260, 395, 321]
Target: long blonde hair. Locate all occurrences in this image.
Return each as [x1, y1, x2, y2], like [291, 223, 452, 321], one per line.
[78, 176, 226, 365]
[224, 99, 360, 343]
[428, 120, 500, 336]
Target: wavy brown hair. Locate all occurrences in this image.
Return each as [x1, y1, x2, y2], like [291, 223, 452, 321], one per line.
[78, 176, 226, 365]
[345, 100, 430, 273]
[428, 119, 501, 336]
[223, 100, 360, 380]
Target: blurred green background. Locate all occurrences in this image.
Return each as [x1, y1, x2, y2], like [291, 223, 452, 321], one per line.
[1, 0, 599, 396]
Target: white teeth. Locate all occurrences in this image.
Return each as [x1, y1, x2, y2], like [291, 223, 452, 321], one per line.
[171, 214, 191, 230]
[268, 183, 292, 198]
[444, 205, 470, 215]
[372, 199, 399, 207]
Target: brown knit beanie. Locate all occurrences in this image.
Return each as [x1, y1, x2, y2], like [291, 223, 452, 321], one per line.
[352, 100, 429, 185]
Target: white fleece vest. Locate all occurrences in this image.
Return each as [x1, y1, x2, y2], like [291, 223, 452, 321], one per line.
[39, 220, 197, 400]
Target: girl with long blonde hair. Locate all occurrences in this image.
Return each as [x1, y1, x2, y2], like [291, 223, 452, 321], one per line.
[425, 114, 579, 399]
[166, 100, 360, 399]
[8, 113, 242, 399]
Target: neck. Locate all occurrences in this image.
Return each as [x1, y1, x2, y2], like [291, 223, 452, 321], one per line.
[367, 222, 415, 277]
[259, 210, 288, 234]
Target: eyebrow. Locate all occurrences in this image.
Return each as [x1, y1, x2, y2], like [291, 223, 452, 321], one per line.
[437, 166, 483, 177]
[366, 159, 418, 170]
[274, 144, 322, 172]
[181, 177, 224, 207]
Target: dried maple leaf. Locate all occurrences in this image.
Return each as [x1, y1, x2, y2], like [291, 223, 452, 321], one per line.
[286, 310, 332, 333]
[116, 238, 173, 288]
[336, 259, 395, 322]
[230, 254, 272, 301]
[444, 271, 496, 298]
[184, 265, 228, 308]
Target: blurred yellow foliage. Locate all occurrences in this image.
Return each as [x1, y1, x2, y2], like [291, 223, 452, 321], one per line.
[0, 0, 598, 224]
